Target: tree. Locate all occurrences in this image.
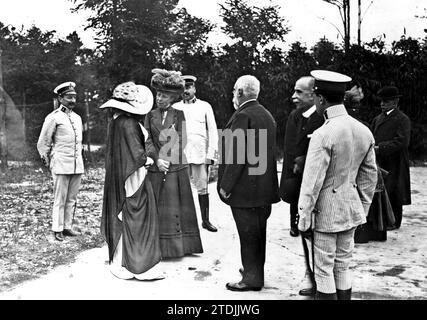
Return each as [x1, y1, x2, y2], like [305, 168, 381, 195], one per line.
[219, 0, 289, 59]
[322, 0, 351, 53]
[167, 7, 214, 71]
[70, 0, 213, 86]
[210, 0, 290, 154]
[0, 24, 95, 156]
[311, 38, 341, 68]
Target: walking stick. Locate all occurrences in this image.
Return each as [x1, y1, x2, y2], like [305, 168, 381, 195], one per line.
[301, 209, 318, 298]
[72, 199, 77, 227]
[301, 235, 316, 293]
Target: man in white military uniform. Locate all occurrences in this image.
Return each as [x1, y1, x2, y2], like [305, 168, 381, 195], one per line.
[37, 82, 84, 241]
[174, 75, 219, 232]
[298, 70, 377, 300]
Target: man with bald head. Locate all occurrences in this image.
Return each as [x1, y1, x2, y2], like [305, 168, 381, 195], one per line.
[279, 76, 324, 296]
[280, 77, 324, 235]
[218, 75, 279, 291]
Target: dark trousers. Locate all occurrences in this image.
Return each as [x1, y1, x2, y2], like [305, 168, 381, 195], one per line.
[231, 205, 271, 287]
[290, 201, 299, 230]
[389, 193, 403, 228]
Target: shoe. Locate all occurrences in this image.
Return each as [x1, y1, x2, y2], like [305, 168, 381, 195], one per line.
[239, 268, 244, 276]
[226, 282, 262, 292]
[290, 227, 299, 237]
[202, 221, 218, 232]
[63, 229, 79, 237]
[299, 287, 316, 296]
[54, 231, 64, 241]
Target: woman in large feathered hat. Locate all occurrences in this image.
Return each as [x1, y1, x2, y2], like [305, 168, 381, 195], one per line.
[144, 69, 204, 258]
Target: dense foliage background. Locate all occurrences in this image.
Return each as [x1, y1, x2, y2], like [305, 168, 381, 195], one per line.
[1, 0, 426, 162]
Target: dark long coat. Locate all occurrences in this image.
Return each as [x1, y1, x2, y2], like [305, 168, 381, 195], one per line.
[101, 114, 160, 273]
[371, 108, 411, 205]
[144, 107, 203, 258]
[217, 100, 280, 208]
[279, 106, 324, 202]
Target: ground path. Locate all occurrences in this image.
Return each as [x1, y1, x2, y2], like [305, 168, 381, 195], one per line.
[1, 167, 426, 300]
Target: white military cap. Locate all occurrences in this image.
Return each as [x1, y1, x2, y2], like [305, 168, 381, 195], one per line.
[181, 75, 197, 84]
[54, 82, 77, 96]
[310, 70, 352, 94]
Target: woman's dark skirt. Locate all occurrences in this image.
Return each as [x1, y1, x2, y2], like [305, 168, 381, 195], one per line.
[355, 170, 396, 243]
[148, 168, 203, 258]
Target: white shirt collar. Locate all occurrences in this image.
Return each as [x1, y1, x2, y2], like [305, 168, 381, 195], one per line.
[386, 108, 395, 116]
[302, 105, 316, 118]
[60, 105, 72, 114]
[183, 97, 197, 104]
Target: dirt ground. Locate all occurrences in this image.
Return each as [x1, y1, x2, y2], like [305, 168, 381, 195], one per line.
[0, 166, 426, 300]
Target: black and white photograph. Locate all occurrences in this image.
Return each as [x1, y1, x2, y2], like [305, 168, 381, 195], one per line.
[0, 0, 426, 308]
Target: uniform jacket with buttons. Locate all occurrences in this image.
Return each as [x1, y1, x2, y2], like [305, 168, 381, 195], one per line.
[298, 104, 377, 233]
[173, 98, 218, 164]
[37, 106, 84, 174]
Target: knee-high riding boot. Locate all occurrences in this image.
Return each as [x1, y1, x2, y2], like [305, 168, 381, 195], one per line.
[336, 288, 352, 300]
[315, 291, 337, 300]
[198, 194, 217, 232]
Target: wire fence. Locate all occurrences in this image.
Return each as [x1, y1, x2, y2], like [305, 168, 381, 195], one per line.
[3, 96, 108, 162]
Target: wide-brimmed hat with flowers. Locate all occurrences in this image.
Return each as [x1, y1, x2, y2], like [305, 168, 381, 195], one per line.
[99, 82, 153, 115]
[150, 68, 185, 94]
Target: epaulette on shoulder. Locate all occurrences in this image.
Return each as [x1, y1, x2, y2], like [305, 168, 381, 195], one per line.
[49, 108, 60, 116]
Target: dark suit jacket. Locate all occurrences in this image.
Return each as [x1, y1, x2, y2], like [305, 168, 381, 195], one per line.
[144, 106, 188, 172]
[371, 108, 411, 205]
[279, 106, 324, 201]
[217, 100, 280, 208]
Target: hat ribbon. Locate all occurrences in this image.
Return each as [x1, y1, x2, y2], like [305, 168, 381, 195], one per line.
[112, 97, 134, 105]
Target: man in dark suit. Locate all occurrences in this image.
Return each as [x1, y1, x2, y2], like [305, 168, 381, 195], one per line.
[371, 86, 411, 229]
[279, 76, 324, 297]
[280, 76, 324, 237]
[217, 75, 280, 292]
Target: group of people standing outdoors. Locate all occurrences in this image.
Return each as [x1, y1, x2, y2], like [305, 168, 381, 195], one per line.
[37, 66, 411, 300]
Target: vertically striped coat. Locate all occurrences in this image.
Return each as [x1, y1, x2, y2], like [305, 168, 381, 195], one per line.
[298, 104, 378, 233]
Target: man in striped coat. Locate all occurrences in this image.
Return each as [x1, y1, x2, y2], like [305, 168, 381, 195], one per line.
[298, 70, 377, 300]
